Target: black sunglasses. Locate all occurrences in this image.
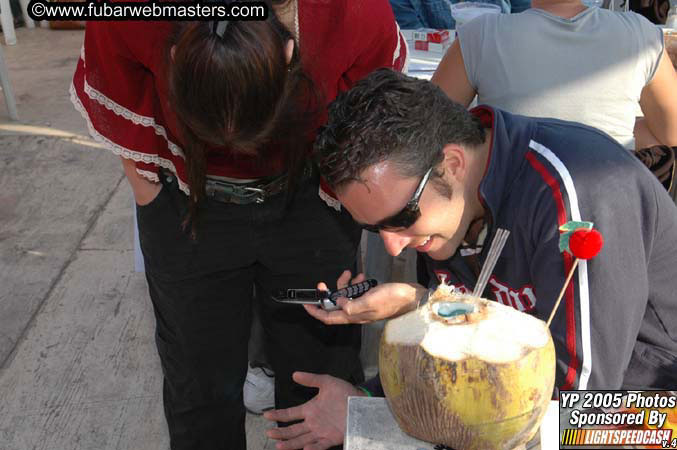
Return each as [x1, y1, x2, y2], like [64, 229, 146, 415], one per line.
[360, 166, 433, 233]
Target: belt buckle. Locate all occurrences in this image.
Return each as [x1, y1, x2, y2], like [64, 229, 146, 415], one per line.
[242, 186, 265, 203]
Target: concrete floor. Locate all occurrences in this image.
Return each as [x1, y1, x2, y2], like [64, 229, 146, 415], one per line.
[0, 28, 275, 450]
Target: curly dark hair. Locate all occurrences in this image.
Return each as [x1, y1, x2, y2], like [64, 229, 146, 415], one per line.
[315, 69, 486, 192]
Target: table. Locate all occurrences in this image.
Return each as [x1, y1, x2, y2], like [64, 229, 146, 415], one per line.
[406, 49, 444, 80]
[345, 397, 560, 450]
[403, 30, 453, 80]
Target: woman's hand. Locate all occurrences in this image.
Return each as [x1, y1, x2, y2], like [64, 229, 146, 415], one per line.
[304, 270, 427, 325]
[121, 158, 163, 206]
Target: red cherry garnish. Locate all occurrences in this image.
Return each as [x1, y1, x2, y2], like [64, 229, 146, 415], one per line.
[569, 229, 604, 260]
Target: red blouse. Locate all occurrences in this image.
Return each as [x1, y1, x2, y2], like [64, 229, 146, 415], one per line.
[71, 0, 407, 196]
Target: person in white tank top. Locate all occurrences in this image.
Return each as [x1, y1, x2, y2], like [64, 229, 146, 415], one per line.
[432, 0, 677, 151]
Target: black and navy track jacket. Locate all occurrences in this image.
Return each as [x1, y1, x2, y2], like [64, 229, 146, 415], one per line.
[364, 106, 677, 396]
[423, 106, 677, 392]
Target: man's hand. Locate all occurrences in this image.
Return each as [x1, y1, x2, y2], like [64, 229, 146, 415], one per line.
[264, 372, 364, 450]
[304, 270, 426, 325]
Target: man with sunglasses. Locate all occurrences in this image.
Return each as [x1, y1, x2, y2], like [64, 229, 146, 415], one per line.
[263, 68, 677, 450]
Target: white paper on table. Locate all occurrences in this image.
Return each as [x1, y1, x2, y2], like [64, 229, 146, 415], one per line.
[540, 400, 560, 450]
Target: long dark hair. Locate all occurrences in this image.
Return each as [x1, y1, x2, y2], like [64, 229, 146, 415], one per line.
[168, 1, 318, 232]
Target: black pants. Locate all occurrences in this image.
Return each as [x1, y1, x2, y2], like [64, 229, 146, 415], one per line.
[136, 172, 363, 450]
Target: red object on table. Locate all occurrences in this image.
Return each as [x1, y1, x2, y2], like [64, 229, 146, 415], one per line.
[414, 39, 452, 53]
[427, 30, 450, 43]
[412, 29, 450, 43]
[414, 40, 429, 51]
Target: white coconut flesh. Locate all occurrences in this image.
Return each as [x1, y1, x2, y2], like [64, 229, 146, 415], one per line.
[384, 289, 550, 364]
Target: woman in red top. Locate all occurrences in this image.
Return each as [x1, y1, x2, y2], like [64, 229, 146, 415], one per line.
[71, 1, 406, 449]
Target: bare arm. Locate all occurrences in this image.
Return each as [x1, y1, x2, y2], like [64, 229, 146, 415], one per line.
[639, 50, 677, 147]
[634, 117, 661, 150]
[430, 39, 477, 108]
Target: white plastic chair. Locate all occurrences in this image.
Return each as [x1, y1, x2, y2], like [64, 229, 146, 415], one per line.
[0, 0, 36, 46]
[19, 0, 35, 28]
[0, 44, 18, 120]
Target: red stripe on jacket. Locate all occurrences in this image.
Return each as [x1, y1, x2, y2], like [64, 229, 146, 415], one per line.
[525, 151, 579, 390]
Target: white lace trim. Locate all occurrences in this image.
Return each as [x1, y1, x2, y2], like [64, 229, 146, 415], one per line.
[294, 0, 300, 43]
[136, 169, 159, 183]
[394, 23, 402, 65]
[395, 24, 410, 73]
[82, 80, 185, 159]
[74, 80, 339, 204]
[70, 82, 190, 195]
[318, 185, 341, 211]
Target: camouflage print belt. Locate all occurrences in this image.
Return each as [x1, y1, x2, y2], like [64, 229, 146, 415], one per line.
[204, 164, 314, 205]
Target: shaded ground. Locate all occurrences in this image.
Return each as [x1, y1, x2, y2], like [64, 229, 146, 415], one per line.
[0, 27, 274, 450]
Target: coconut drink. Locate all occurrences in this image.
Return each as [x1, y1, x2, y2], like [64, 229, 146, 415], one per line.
[379, 285, 556, 450]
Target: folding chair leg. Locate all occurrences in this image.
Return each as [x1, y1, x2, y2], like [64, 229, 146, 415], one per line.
[0, 46, 19, 120]
[18, 0, 35, 28]
[0, 0, 17, 45]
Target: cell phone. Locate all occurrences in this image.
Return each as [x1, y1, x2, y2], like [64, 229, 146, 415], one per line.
[271, 279, 378, 311]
